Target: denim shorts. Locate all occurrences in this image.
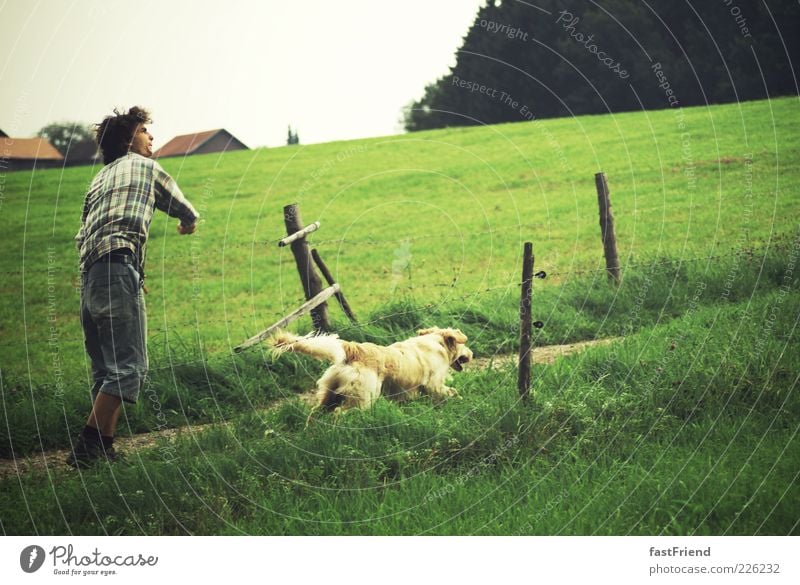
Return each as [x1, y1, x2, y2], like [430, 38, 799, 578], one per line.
[80, 260, 147, 403]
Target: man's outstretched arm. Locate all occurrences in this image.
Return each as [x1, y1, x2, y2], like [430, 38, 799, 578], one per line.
[153, 164, 200, 233]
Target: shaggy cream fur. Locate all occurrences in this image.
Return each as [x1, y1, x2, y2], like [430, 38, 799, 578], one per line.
[269, 327, 473, 410]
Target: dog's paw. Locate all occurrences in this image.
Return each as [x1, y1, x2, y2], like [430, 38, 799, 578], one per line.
[430, 386, 460, 404]
[444, 386, 462, 399]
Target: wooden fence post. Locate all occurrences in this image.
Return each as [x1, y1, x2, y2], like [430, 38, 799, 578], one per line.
[518, 242, 534, 399]
[283, 203, 330, 331]
[311, 248, 358, 324]
[595, 172, 621, 283]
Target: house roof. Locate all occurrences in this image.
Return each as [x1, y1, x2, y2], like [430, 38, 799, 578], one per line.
[0, 128, 7, 138]
[1, 137, 64, 160]
[154, 129, 240, 158]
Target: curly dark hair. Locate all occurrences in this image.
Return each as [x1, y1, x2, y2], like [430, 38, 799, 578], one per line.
[94, 106, 152, 164]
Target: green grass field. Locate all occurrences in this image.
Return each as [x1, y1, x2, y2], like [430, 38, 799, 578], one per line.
[0, 97, 798, 534]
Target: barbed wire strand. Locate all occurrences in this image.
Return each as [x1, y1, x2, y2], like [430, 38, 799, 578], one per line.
[0, 245, 782, 350]
[0, 241, 777, 278]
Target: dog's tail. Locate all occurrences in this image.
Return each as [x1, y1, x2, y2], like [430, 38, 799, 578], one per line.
[268, 331, 347, 364]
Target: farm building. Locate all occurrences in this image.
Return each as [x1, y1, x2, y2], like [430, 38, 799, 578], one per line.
[0, 136, 64, 171]
[154, 128, 248, 159]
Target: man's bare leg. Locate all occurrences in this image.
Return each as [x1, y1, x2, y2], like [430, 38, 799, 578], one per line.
[86, 392, 123, 437]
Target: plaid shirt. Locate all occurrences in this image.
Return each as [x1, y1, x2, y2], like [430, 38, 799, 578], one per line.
[75, 153, 199, 273]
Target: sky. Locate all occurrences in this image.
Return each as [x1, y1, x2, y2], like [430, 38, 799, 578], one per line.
[0, 0, 485, 149]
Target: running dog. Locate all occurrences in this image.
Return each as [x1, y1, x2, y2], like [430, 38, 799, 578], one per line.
[269, 327, 473, 410]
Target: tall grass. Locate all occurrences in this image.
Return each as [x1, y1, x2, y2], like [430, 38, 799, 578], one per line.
[1, 264, 797, 535]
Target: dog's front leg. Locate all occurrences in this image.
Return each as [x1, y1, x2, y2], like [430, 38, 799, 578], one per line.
[427, 384, 460, 403]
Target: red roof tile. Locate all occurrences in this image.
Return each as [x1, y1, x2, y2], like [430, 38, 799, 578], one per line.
[1, 137, 64, 160]
[153, 129, 221, 158]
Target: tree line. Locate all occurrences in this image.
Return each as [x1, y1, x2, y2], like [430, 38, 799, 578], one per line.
[36, 122, 97, 165]
[404, 0, 799, 131]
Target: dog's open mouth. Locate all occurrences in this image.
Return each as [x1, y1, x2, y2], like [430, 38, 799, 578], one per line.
[451, 355, 470, 371]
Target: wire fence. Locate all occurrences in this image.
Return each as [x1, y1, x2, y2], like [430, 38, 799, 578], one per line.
[0, 237, 774, 278]
[0, 243, 783, 351]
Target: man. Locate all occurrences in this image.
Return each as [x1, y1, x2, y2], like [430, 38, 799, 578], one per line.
[67, 106, 199, 468]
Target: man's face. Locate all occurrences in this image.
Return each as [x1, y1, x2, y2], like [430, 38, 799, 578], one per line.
[130, 124, 154, 157]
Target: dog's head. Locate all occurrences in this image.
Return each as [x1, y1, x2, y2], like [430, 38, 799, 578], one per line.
[417, 327, 473, 371]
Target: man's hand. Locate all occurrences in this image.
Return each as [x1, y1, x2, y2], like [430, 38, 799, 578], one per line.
[177, 222, 196, 235]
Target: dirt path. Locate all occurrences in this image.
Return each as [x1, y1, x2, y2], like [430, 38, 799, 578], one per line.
[0, 337, 617, 479]
[470, 337, 618, 370]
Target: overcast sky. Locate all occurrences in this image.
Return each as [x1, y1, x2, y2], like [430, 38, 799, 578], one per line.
[0, 0, 484, 149]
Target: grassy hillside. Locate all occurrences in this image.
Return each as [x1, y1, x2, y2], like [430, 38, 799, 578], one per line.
[1, 97, 798, 385]
[0, 97, 798, 535]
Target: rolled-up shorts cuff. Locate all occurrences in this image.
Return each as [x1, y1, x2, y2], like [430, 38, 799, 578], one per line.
[97, 377, 143, 404]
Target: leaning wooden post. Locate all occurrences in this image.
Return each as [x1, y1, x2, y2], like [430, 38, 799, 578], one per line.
[283, 203, 330, 331]
[234, 285, 340, 352]
[311, 248, 358, 324]
[518, 242, 534, 399]
[595, 172, 621, 283]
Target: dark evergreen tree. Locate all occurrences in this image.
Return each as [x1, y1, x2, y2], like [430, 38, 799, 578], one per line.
[404, 0, 799, 131]
[287, 125, 300, 145]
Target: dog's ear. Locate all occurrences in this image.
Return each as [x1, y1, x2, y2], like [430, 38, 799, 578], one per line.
[418, 327, 467, 347]
[442, 329, 467, 348]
